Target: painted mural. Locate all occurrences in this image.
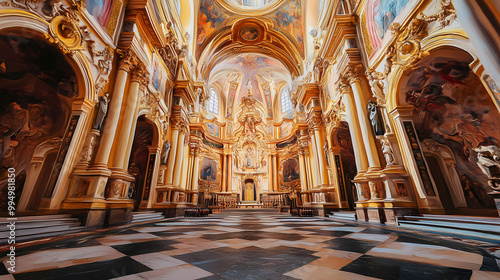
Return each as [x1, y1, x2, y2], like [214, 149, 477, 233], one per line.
[151, 58, 165, 92]
[401, 50, 498, 208]
[364, 0, 413, 55]
[282, 158, 300, 183]
[207, 122, 220, 138]
[197, 0, 304, 54]
[200, 157, 217, 182]
[86, 0, 122, 35]
[0, 35, 77, 210]
[270, 0, 304, 53]
[197, 0, 231, 52]
[211, 54, 289, 117]
[280, 121, 293, 138]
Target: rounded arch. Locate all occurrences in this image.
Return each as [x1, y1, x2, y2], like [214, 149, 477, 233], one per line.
[386, 34, 477, 113]
[0, 14, 94, 101]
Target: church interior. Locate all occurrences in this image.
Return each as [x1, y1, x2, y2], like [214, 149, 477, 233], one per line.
[1, 0, 500, 279]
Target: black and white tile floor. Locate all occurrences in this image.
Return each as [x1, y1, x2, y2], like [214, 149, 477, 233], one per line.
[1, 209, 499, 280]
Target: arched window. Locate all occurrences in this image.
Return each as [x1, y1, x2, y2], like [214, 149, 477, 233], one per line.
[207, 88, 219, 114]
[281, 88, 293, 116]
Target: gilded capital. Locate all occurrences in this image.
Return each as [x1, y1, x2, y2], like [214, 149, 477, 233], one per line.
[117, 48, 138, 72]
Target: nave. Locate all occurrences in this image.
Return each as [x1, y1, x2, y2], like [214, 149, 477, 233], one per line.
[1, 209, 499, 280]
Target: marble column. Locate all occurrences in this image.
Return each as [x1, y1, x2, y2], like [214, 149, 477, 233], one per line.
[268, 154, 273, 191]
[298, 149, 308, 192]
[222, 154, 228, 192]
[346, 68, 382, 170]
[165, 129, 179, 184]
[227, 155, 232, 192]
[111, 65, 147, 170]
[309, 133, 321, 188]
[314, 129, 329, 185]
[173, 132, 186, 187]
[192, 149, 201, 191]
[341, 83, 369, 172]
[94, 50, 136, 167]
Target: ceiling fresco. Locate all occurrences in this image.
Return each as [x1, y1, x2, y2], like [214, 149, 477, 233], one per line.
[210, 54, 291, 118]
[196, 0, 304, 56]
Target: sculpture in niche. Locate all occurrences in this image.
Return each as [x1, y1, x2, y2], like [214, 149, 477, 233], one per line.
[245, 116, 255, 134]
[380, 137, 395, 166]
[367, 99, 385, 136]
[366, 70, 386, 103]
[323, 140, 330, 166]
[160, 140, 171, 165]
[474, 145, 500, 178]
[93, 92, 110, 131]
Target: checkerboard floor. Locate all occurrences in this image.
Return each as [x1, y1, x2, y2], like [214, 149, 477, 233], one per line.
[1, 209, 499, 279]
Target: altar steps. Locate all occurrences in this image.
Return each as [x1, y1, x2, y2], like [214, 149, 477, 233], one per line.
[327, 211, 356, 221]
[398, 214, 500, 244]
[131, 211, 165, 223]
[0, 214, 84, 244]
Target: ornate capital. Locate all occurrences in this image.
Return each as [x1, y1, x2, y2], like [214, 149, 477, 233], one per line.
[337, 80, 351, 95]
[343, 66, 362, 84]
[171, 116, 189, 135]
[131, 63, 149, 85]
[307, 113, 323, 131]
[116, 48, 138, 72]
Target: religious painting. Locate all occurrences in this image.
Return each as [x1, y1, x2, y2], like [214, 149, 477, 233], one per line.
[282, 158, 300, 183]
[0, 34, 77, 209]
[270, 0, 304, 53]
[151, 59, 163, 91]
[400, 49, 499, 208]
[364, 0, 414, 56]
[200, 157, 217, 182]
[86, 0, 123, 35]
[207, 122, 220, 138]
[240, 26, 259, 41]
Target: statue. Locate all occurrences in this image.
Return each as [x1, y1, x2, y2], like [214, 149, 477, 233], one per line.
[381, 137, 395, 166]
[93, 92, 110, 131]
[161, 140, 171, 165]
[366, 70, 386, 103]
[474, 145, 500, 178]
[323, 140, 330, 166]
[245, 116, 255, 134]
[367, 99, 385, 136]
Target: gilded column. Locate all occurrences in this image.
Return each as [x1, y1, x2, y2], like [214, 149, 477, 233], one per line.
[345, 67, 382, 170]
[340, 81, 369, 172]
[268, 154, 273, 191]
[94, 49, 136, 167]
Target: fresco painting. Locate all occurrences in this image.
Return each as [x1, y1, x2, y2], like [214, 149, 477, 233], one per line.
[197, 0, 303, 54]
[151, 59, 164, 92]
[282, 158, 300, 183]
[197, 0, 230, 51]
[270, 0, 304, 52]
[207, 122, 220, 138]
[200, 157, 217, 182]
[213, 54, 288, 117]
[365, 0, 412, 53]
[401, 51, 499, 208]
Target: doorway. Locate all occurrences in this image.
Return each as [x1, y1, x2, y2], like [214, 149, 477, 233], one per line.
[426, 155, 454, 210]
[243, 179, 256, 201]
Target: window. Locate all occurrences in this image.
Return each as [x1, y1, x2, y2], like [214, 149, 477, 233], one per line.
[207, 88, 219, 114]
[281, 89, 293, 115]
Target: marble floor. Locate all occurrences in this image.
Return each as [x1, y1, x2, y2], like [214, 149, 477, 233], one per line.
[1, 209, 499, 280]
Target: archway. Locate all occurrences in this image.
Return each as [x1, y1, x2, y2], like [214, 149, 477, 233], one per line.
[0, 32, 78, 212]
[397, 47, 497, 212]
[128, 116, 155, 211]
[332, 121, 357, 210]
